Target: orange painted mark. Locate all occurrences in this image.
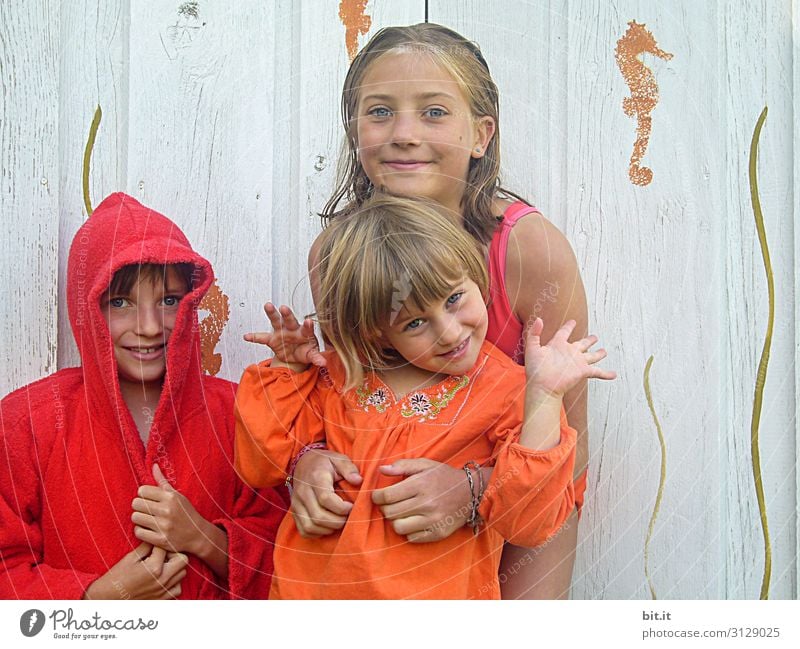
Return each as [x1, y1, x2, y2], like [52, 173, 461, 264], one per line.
[615, 21, 673, 186]
[199, 280, 230, 376]
[339, 0, 372, 61]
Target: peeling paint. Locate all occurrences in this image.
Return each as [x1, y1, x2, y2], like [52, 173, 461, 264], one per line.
[199, 279, 230, 375]
[339, 0, 371, 62]
[615, 21, 672, 186]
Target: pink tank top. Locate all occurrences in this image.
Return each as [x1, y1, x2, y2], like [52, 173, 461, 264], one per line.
[486, 201, 541, 364]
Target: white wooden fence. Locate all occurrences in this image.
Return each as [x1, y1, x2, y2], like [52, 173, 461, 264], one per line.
[1, 0, 797, 599]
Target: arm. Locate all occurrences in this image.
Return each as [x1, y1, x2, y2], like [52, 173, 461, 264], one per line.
[501, 214, 591, 598]
[234, 304, 327, 488]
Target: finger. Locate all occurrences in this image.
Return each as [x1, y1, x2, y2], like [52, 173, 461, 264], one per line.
[134, 526, 165, 548]
[136, 485, 166, 502]
[152, 464, 174, 490]
[407, 527, 444, 543]
[554, 319, 577, 342]
[277, 304, 301, 331]
[525, 317, 544, 346]
[243, 331, 274, 346]
[372, 480, 418, 507]
[583, 349, 607, 364]
[377, 458, 435, 478]
[590, 367, 617, 381]
[290, 501, 331, 538]
[390, 515, 430, 537]
[131, 512, 158, 530]
[314, 488, 354, 518]
[162, 552, 189, 578]
[577, 334, 599, 352]
[131, 542, 153, 561]
[160, 583, 182, 599]
[163, 569, 187, 591]
[378, 498, 421, 521]
[263, 302, 282, 330]
[330, 456, 363, 485]
[142, 545, 166, 577]
[132, 496, 163, 515]
[303, 495, 348, 530]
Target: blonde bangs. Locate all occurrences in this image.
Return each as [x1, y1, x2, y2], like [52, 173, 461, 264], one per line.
[316, 194, 488, 390]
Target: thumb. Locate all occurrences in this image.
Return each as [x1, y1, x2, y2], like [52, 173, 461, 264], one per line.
[526, 317, 544, 347]
[330, 456, 362, 485]
[152, 464, 174, 491]
[379, 458, 437, 477]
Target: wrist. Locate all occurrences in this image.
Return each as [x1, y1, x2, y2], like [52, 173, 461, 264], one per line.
[271, 357, 310, 373]
[192, 518, 227, 561]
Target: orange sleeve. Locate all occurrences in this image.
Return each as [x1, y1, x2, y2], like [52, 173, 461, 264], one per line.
[479, 406, 577, 548]
[234, 361, 326, 488]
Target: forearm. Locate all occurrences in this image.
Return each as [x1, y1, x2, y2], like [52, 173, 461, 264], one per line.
[520, 391, 564, 451]
[192, 521, 229, 582]
[563, 378, 588, 477]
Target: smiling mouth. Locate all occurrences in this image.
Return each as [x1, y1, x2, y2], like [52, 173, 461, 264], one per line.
[383, 160, 430, 169]
[439, 337, 469, 359]
[125, 344, 166, 360]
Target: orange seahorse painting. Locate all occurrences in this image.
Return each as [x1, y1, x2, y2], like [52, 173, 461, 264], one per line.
[199, 280, 230, 375]
[339, 0, 371, 61]
[615, 21, 673, 186]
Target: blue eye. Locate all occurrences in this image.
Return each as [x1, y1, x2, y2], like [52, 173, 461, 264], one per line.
[446, 292, 463, 305]
[404, 318, 423, 331]
[109, 297, 128, 308]
[425, 107, 447, 118]
[368, 106, 391, 118]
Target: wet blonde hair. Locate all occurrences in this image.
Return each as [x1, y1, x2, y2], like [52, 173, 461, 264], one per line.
[316, 193, 489, 389]
[321, 22, 527, 245]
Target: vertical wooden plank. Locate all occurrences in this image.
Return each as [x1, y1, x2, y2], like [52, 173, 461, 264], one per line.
[127, 0, 277, 382]
[428, 0, 566, 227]
[722, 0, 796, 599]
[56, 0, 129, 370]
[0, 1, 60, 397]
[795, 0, 800, 600]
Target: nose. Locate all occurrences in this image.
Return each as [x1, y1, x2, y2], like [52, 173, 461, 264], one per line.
[390, 110, 421, 146]
[434, 313, 461, 347]
[135, 304, 163, 338]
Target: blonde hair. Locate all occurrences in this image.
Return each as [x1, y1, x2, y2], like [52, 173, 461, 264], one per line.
[316, 193, 489, 389]
[321, 22, 527, 245]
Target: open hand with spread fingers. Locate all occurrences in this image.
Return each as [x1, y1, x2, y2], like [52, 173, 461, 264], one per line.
[244, 302, 325, 370]
[524, 317, 616, 399]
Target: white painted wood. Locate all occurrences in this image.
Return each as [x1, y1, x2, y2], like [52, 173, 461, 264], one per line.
[0, 0, 61, 397]
[794, 0, 800, 602]
[0, 0, 796, 600]
[56, 0, 130, 371]
[722, 0, 796, 600]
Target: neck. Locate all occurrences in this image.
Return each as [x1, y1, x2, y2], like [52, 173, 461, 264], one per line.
[119, 379, 163, 440]
[377, 363, 448, 399]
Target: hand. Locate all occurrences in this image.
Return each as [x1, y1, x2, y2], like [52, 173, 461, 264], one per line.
[83, 543, 188, 600]
[372, 459, 474, 543]
[524, 318, 616, 400]
[132, 464, 212, 556]
[244, 303, 326, 368]
[290, 449, 362, 538]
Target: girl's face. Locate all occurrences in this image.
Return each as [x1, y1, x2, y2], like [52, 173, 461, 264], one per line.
[382, 277, 488, 376]
[355, 51, 495, 216]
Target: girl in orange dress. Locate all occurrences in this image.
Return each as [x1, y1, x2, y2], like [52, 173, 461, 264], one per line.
[234, 195, 614, 599]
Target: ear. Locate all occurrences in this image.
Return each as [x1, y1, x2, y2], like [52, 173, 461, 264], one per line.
[471, 115, 496, 159]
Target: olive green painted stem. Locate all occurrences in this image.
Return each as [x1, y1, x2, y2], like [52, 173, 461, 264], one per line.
[82, 105, 102, 217]
[748, 105, 773, 600]
[643, 355, 666, 600]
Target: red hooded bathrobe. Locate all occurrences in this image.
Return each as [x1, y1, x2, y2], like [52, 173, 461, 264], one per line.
[0, 193, 285, 599]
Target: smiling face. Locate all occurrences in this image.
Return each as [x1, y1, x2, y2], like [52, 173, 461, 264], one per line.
[382, 278, 488, 377]
[101, 266, 189, 394]
[355, 51, 494, 216]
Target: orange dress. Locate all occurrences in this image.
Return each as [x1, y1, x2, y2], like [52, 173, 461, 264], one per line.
[234, 341, 576, 599]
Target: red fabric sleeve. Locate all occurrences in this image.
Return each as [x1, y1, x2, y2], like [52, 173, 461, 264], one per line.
[0, 407, 99, 599]
[234, 361, 326, 488]
[210, 484, 288, 599]
[480, 407, 577, 548]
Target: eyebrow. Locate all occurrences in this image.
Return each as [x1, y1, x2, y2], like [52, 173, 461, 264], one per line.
[360, 91, 459, 103]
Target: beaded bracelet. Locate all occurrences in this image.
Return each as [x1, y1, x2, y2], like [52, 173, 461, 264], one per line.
[285, 442, 328, 495]
[463, 460, 485, 534]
